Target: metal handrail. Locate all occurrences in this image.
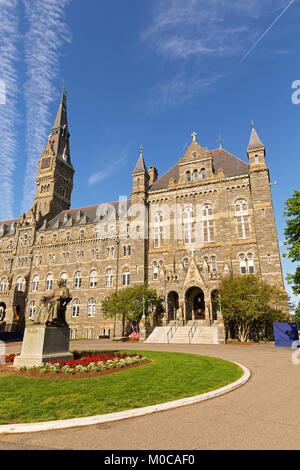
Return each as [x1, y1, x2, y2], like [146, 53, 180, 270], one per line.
[188, 321, 197, 344]
[167, 321, 178, 343]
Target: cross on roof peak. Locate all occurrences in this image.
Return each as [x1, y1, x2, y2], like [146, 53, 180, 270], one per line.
[218, 135, 224, 149]
[191, 132, 197, 142]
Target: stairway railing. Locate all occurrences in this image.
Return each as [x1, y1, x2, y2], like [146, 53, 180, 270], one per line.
[167, 321, 178, 343]
[188, 321, 197, 344]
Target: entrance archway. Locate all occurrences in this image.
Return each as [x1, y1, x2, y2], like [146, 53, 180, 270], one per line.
[167, 291, 179, 322]
[185, 287, 205, 321]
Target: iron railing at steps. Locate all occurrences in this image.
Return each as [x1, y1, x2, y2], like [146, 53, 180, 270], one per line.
[167, 321, 178, 343]
[188, 321, 197, 344]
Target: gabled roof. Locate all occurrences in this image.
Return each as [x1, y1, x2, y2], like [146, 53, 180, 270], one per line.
[149, 148, 249, 192]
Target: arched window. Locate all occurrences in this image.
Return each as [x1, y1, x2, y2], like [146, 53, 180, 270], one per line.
[23, 235, 28, 246]
[87, 298, 96, 317]
[202, 204, 214, 243]
[186, 171, 191, 183]
[211, 255, 217, 272]
[235, 200, 251, 239]
[72, 299, 80, 317]
[183, 207, 195, 245]
[74, 271, 82, 289]
[193, 170, 199, 182]
[60, 272, 67, 285]
[106, 268, 113, 287]
[106, 247, 110, 258]
[183, 258, 189, 269]
[153, 262, 158, 280]
[29, 301, 36, 320]
[16, 276, 23, 291]
[80, 230, 85, 239]
[201, 168, 206, 179]
[239, 255, 247, 275]
[45, 274, 53, 291]
[32, 275, 39, 292]
[0, 277, 7, 292]
[90, 270, 97, 288]
[153, 210, 164, 248]
[66, 232, 70, 241]
[111, 247, 115, 258]
[247, 253, 255, 274]
[127, 246, 131, 256]
[52, 234, 57, 243]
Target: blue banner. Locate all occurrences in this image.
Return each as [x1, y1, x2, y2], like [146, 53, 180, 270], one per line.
[273, 322, 299, 347]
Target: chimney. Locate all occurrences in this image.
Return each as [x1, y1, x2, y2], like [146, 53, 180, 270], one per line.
[149, 166, 158, 186]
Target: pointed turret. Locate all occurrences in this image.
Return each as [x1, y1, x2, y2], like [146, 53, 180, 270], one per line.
[131, 145, 149, 199]
[132, 145, 148, 175]
[247, 122, 265, 153]
[247, 122, 266, 169]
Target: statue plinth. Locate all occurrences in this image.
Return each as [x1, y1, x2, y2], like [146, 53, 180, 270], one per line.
[14, 325, 73, 368]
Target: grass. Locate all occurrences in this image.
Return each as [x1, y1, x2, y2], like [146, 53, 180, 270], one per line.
[0, 350, 243, 424]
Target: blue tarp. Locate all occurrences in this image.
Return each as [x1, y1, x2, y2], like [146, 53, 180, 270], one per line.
[273, 322, 299, 347]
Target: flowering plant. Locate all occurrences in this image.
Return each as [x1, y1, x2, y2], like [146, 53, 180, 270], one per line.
[130, 332, 140, 340]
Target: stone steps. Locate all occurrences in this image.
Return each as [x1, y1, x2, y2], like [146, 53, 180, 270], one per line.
[145, 325, 220, 344]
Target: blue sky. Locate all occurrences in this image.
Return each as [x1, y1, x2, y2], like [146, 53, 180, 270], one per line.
[0, 0, 299, 306]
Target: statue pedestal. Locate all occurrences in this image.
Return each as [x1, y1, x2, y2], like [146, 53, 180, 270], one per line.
[14, 325, 73, 368]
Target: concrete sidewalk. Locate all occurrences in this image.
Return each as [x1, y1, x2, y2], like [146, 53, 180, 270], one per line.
[0, 341, 298, 450]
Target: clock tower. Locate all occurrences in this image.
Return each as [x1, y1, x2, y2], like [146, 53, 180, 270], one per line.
[34, 88, 75, 222]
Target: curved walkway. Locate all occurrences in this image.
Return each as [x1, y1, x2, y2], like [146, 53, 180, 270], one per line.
[0, 341, 299, 450]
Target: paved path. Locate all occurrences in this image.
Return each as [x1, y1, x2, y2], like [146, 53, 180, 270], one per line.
[0, 341, 299, 450]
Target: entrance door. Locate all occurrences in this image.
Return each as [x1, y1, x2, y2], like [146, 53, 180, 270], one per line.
[185, 287, 205, 321]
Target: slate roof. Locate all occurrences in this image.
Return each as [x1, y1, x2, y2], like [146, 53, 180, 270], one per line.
[247, 127, 265, 151]
[149, 148, 249, 192]
[40, 200, 131, 231]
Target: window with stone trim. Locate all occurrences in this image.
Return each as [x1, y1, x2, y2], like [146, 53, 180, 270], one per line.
[72, 299, 80, 317]
[29, 301, 36, 319]
[153, 210, 164, 248]
[0, 277, 7, 292]
[90, 270, 97, 288]
[87, 298, 96, 317]
[106, 268, 114, 287]
[153, 261, 158, 280]
[74, 271, 82, 289]
[32, 275, 39, 292]
[45, 274, 53, 291]
[183, 207, 195, 245]
[235, 200, 251, 239]
[122, 271, 130, 286]
[202, 204, 214, 243]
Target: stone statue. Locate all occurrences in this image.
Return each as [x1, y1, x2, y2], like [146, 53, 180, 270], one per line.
[32, 278, 72, 327]
[0, 303, 6, 322]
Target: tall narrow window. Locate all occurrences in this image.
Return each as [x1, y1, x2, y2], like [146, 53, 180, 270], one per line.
[106, 268, 114, 287]
[247, 253, 255, 273]
[87, 298, 96, 317]
[201, 168, 206, 179]
[0, 277, 7, 292]
[202, 204, 214, 243]
[74, 271, 82, 289]
[183, 207, 195, 245]
[153, 210, 164, 248]
[153, 262, 158, 280]
[239, 255, 247, 275]
[72, 299, 80, 317]
[193, 170, 199, 181]
[211, 256, 217, 272]
[32, 275, 39, 292]
[186, 171, 191, 183]
[90, 270, 97, 288]
[45, 274, 53, 291]
[122, 272, 130, 286]
[235, 200, 251, 239]
[29, 301, 36, 320]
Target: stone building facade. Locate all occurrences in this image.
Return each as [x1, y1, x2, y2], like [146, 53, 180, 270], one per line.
[0, 92, 285, 339]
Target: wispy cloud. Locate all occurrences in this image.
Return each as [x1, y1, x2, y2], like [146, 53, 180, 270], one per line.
[88, 147, 129, 186]
[143, 0, 292, 108]
[22, 0, 72, 213]
[0, 0, 19, 220]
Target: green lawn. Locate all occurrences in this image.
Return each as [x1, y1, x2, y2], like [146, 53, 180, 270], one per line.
[0, 350, 243, 424]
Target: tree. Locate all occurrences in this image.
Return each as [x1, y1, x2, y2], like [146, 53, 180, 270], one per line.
[219, 274, 288, 342]
[101, 284, 162, 336]
[292, 302, 300, 329]
[283, 190, 300, 296]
